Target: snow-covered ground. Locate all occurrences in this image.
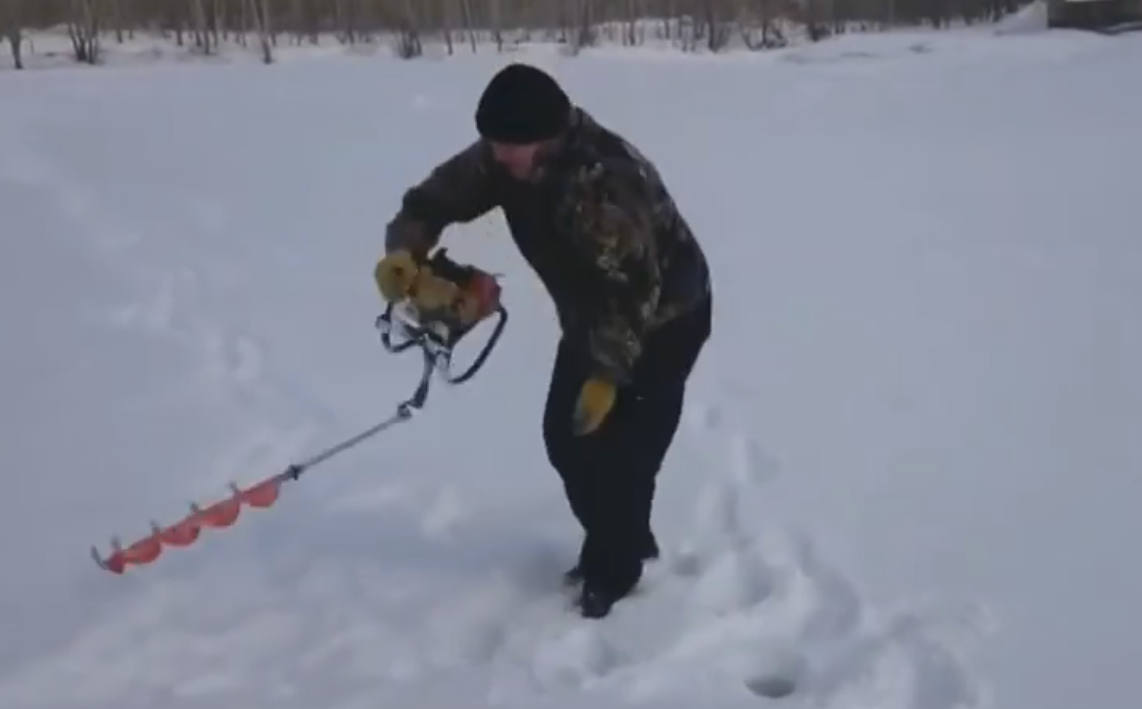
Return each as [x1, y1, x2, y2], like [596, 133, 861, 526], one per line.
[2, 24, 1140, 709]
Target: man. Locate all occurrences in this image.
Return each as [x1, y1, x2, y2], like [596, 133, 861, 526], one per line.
[374, 63, 711, 618]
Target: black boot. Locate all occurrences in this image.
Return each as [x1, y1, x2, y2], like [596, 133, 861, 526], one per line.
[563, 563, 585, 586]
[564, 538, 658, 587]
[563, 538, 589, 586]
[643, 532, 660, 561]
[578, 583, 619, 618]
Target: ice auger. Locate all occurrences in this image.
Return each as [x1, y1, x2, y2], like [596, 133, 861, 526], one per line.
[91, 249, 507, 574]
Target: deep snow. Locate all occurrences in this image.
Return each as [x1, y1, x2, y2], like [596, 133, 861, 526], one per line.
[1, 25, 1140, 709]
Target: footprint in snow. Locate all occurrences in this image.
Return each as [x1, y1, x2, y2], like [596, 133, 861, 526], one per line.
[690, 545, 775, 617]
[673, 474, 755, 572]
[531, 625, 617, 688]
[745, 646, 806, 700]
[203, 330, 263, 386]
[420, 485, 466, 540]
[729, 432, 781, 487]
[685, 401, 724, 432]
[746, 673, 798, 699]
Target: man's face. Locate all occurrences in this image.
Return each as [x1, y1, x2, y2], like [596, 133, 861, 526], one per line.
[490, 141, 542, 181]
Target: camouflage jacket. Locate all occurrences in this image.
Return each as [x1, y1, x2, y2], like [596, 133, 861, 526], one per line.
[385, 107, 711, 385]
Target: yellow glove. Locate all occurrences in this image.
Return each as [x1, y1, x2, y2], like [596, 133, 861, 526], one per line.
[374, 249, 419, 302]
[572, 376, 616, 436]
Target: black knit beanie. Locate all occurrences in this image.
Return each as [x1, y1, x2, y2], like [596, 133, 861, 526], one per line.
[475, 63, 571, 144]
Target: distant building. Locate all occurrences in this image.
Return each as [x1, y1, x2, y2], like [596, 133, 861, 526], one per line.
[1047, 0, 1142, 29]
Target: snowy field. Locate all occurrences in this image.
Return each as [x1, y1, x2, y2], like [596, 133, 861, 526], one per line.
[2, 20, 1141, 709]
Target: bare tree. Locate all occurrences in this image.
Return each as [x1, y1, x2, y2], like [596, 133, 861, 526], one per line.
[460, 0, 477, 52]
[237, 0, 249, 46]
[739, 0, 783, 49]
[1, 0, 23, 69]
[4, 23, 20, 69]
[191, 0, 214, 54]
[67, 0, 101, 64]
[441, 0, 454, 54]
[489, 0, 503, 51]
[108, 0, 124, 43]
[246, 0, 272, 62]
[213, 0, 223, 44]
[567, 0, 596, 54]
[700, 0, 734, 50]
[333, 0, 355, 43]
[289, 0, 303, 44]
[553, 0, 569, 42]
[167, 0, 186, 47]
[659, 0, 676, 40]
[396, 0, 422, 57]
[620, 1, 641, 43]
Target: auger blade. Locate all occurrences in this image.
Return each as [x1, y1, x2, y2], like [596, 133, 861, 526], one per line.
[91, 472, 288, 575]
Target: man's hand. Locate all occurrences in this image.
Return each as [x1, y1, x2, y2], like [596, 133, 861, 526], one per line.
[374, 249, 419, 302]
[572, 376, 616, 436]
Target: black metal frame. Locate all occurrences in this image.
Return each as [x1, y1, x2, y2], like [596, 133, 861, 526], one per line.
[375, 300, 508, 411]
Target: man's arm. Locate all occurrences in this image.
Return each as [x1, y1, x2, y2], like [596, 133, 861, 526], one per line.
[385, 139, 499, 258]
[569, 160, 663, 386]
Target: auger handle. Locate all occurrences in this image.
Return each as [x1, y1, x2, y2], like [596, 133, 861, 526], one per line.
[375, 302, 508, 387]
[441, 304, 508, 385]
[376, 303, 423, 354]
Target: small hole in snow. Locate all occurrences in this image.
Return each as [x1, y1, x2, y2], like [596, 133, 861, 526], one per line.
[745, 674, 796, 699]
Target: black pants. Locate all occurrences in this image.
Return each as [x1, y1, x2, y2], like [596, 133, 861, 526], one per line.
[542, 293, 711, 597]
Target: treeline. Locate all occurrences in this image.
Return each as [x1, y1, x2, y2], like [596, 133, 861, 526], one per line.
[1, 0, 1028, 69]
